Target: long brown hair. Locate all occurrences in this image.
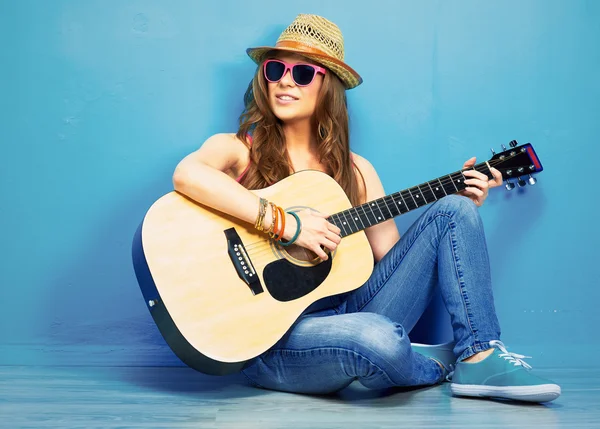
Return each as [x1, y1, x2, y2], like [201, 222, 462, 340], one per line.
[235, 54, 366, 206]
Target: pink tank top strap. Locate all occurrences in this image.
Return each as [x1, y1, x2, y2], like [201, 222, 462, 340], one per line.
[235, 134, 252, 183]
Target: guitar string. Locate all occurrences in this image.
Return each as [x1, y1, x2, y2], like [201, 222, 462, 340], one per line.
[245, 201, 529, 262]
[242, 154, 532, 252]
[244, 200, 503, 254]
[241, 168, 486, 253]
[243, 155, 528, 251]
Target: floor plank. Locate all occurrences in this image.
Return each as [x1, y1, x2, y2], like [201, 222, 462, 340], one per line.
[0, 366, 598, 428]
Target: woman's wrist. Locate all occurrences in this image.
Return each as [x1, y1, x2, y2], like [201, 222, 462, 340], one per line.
[281, 213, 296, 241]
[253, 199, 300, 245]
[279, 211, 302, 247]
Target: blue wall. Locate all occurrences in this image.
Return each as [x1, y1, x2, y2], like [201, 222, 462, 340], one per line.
[1, 0, 598, 368]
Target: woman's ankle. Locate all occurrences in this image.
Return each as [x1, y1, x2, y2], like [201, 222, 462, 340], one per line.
[462, 347, 494, 363]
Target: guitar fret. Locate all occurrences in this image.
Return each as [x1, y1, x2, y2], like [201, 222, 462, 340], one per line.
[375, 198, 387, 221]
[437, 178, 448, 196]
[347, 208, 360, 232]
[426, 181, 440, 201]
[409, 187, 426, 207]
[439, 177, 454, 195]
[353, 207, 367, 229]
[454, 172, 466, 191]
[391, 194, 405, 214]
[401, 190, 418, 210]
[345, 211, 357, 234]
[358, 204, 375, 226]
[448, 175, 459, 192]
[334, 213, 350, 236]
[381, 197, 392, 218]
[384, 195, 400, 217]
[362, 205, 375, 226]
[430, 180, 445, 199]
[395, 192, 409, 213]
[418, 184, 430, 204]
[367, 200, 380, 223]
[341, 211, 354, 234]
[407, 188, 419, 207]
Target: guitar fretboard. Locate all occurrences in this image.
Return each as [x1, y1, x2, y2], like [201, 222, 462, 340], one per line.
[328, 163, 493, 238]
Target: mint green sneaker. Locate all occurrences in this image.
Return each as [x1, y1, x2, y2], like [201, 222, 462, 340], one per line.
[412, 341, 456, 380]
[450, 340, 561, 403]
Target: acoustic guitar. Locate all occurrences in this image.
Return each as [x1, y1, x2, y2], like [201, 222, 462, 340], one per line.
[132, 141, 543, 375]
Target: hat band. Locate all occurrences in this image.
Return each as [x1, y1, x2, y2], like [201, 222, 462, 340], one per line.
[274, 40, 337, 60]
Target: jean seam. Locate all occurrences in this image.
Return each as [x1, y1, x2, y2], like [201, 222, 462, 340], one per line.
[264, 346, 398, 387]
[448, 219, 479, 342]
[355, 212, 452, 313]
[241, 363, 267, 389]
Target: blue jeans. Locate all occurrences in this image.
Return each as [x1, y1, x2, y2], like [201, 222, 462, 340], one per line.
[241, 195, 501, 394]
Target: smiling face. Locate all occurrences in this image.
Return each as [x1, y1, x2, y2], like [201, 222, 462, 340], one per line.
[264, 52, 325, 124]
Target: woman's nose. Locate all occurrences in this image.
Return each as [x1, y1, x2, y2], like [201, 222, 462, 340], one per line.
[279, 68, 295, 86]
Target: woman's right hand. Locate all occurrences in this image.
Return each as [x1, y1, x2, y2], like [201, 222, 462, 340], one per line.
[282, 209, 342, 260]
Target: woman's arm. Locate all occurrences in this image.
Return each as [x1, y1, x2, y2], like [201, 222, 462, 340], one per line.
[173, 133, 261, 226]
[173, 133, 342, 260]
[351, 154, 401, 263]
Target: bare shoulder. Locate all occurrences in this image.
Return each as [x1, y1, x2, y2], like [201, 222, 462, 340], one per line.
[350, 151, 386, 202]
[351, 152, 382, 185]
[351, 152, 376, 174]
[194, 133, 250, 175]
[202, 133, 249, 152]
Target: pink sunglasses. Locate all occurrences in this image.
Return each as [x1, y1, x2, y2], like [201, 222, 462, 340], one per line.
[263, 59, 327, 87]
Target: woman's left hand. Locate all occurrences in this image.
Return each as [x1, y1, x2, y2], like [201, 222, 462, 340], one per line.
[459, 157, 504, 207]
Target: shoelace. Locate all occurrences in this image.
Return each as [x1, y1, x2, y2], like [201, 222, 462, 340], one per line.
[490, 340, 533, 369]
[445, 340, 532, 382]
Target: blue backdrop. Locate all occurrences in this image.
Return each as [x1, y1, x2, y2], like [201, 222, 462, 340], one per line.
[1, 0, 598, 368]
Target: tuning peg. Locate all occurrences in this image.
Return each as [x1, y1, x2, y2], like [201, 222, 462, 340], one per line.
[505, 179, 515, 190]
[528, 174, 537, 185]
[501, 144, 507, 151]
[509, 140, 518, 148]
[490, 148, 496, 156]
[518, 177, 526, 187]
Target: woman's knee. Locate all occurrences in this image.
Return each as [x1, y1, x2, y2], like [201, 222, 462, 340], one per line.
[339, 313, 413, 373]
[432, 195, 481, 225]
[437, 194, 477, 213]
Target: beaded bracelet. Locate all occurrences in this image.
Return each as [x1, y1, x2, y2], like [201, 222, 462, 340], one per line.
[255, 197, 268, 232]
[279, 211, 302, 247]
[267, 202, 278, 239]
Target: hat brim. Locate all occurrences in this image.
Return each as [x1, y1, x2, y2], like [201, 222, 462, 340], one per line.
[246, 46, 363, 90]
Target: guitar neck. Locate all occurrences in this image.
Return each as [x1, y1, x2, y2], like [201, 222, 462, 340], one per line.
[328, 162, 494, 238]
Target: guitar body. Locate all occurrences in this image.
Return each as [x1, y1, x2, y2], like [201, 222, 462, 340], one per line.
[132, 170, 374, 375]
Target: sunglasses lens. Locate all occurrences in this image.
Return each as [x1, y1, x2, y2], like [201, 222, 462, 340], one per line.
[292, 64, 317, 85]
[265, 61, 285, 82]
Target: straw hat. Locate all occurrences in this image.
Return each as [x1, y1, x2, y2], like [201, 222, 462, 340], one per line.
[247, 14, 363, 90]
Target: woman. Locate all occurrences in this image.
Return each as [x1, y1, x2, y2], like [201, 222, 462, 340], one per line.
[172, 14, 560, 402]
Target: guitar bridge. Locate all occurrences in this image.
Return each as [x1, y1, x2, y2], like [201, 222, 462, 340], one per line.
[224, 228, 263, 295]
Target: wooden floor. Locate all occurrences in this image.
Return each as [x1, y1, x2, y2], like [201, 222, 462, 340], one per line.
[1, 366, 599, 428]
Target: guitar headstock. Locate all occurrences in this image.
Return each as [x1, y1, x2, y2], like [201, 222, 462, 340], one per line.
[488, 140, 543, 190]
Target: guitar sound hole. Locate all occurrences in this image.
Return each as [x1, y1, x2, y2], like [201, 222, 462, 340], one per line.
[280, 244, 330, 263]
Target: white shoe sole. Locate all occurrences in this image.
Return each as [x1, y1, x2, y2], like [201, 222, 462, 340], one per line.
[450, 383, 561, 403]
